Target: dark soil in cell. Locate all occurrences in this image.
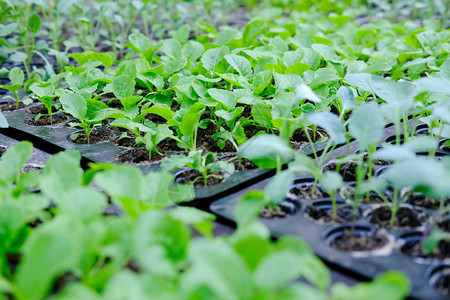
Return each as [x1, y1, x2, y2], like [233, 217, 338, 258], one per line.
[288, 182, 328, 200]
[0, 101, 26, 111]
[175, 168, 225, 187]
[113, 134, 139, 148]
[435, 273, 450, 295]
[306, 203, 355, 224]
[368, 206, 423, 229]
[21, 164, 43, 174]
[243, 125, 268, 139]
[329, 228, 389, 252]
[26, 114, 68, 126]
[290, 128, 329, 151]
[341, 186, 386, 204]
[144, 113, 168, 124]
[51, 273, 79, 294]
[406, 193, 450, 210]
[260, 201, 299, 219]
[0, 145, 6, 157]
[231, 157, 258, 171]
[199, 136, 236, 153]
[101, 97, 123, 109]
[322, 161, 370, 182]
[25, 103, 58, 114]
[214, 154, 258, 171]
[437, 217, 449, 232]
[158, 138, 184, 154]
[6, 253, 20, 274]
[402, 239, 450, 261]
[68, 128, 114, 144]
[117, 148, 163, 164]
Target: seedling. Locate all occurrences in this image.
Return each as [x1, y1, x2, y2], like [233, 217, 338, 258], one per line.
[161, 150, 234, 187]
[0, 67, 24, 108]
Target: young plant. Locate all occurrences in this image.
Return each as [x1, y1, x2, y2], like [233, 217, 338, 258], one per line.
[161, 150, 234, 187]
[110, 118, 172, 158]
[0, 67, 24, 108]
[238, 134, 294, 174]
[59, 92, 101, 144]
[167, 103, 206, 151]
[29, 81, 58, 124]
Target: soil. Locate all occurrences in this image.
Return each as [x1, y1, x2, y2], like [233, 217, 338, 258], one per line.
[25, 103, 58, 114]
[51, 273, 78, 294]
[26, 114, 68, 126]
[290, 128, 329, 150]
[20, 164, 43, 174]
[288, 182, 328, 200]
[341, 186, 386, 204]
[435, 272, 450, 295]
[175, 168, 226, 187]
[68, 128, 114, 144]
[322, 161, 370, 182]
[244, 124, 268, 139]
[368, 206, 423, 229]
[402, 239, 450, 261]
[260, 201, 299, 218]
[117, 148, 164, 164]
[100, 97, 123, 109]
[306, 203, 355, 224]
[406, 194, 450, 210]
[113, 134, 139, 148]
[216, 154, 258, 171]
[6, 253, 20, 274]
[0, 145, 6, 157]
[144, 113, 167, 124]
[0, 101, 26, 111]
[329, 228, 389, 252]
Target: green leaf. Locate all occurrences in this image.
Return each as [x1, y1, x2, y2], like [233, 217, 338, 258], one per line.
[70, 52, 114, 68]
[285, 62, 310, 75]
[9, 67, 24, 85]
[224, 54, 253, 77]
[201, 47, 229, 71]
[253, 250, 301, 291]
[15, 217, 81, 300]
[28, 13, 42, 34]
[183, 239, 252, 299]
[251, 101, 272, 129]
[182, 41, 205, 62]
[371, 76, 417, 103]
[311, 43, 340, 63]
[265, 170, 294, 205]
[308, 111, 346, 144]
[30, 82, 55, 98]
[129, 32, 153, 53]
[208, 88, 237, 109]
[415, 77, 450, 95]
[338, 86, 356, 112]
[242, 20, 265, 46]
[238, 135, 293, 169]
[344, 73, 374, 93]
[112, 75, 135, 99]
[0, 141, 33, 182]
[416, 31, 442, 56]
[422, 227, 450, 254]
[319, 171, 344, 194]
[59, 92, 87, 121]
[161, 39, 182, 59]
[0, 111, 8, 128]
[296, 84, 321, 103]
[235, 190, 266, 227]
[348, 102, 384, 151]
[332, 271, 410, 300]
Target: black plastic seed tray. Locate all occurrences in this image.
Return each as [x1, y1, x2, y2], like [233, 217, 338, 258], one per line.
[210, 122, 450, 300]
[0, 106, 329, 205]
